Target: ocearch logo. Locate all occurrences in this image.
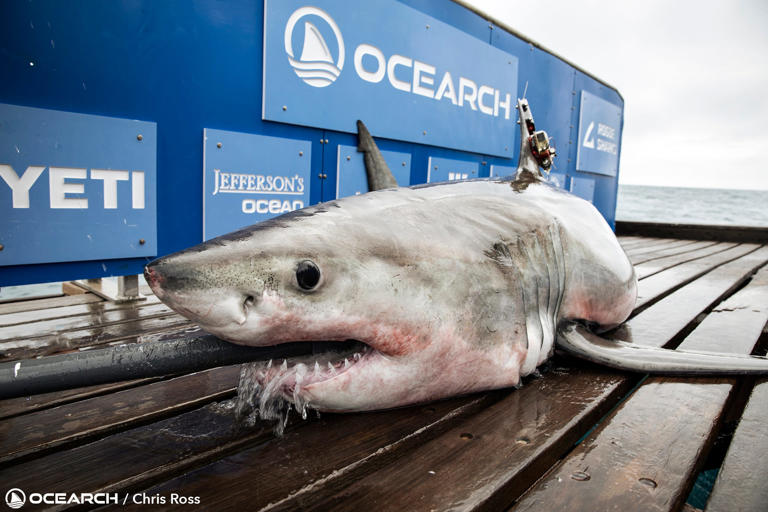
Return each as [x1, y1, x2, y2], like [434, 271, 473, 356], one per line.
[281, 5, 512, 120]
[284, 7, 345, 88]
[5, 489, 25, 509]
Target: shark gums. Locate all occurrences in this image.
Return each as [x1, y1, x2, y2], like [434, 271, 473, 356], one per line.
[145, 102, 768, 429]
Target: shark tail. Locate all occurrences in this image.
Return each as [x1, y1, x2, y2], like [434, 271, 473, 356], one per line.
[556, 322, 768, 375]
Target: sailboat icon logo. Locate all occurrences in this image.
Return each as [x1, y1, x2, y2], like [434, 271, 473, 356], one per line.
[284, 7, 345, 88]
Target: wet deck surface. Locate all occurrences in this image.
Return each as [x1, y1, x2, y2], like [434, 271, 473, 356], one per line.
[1, 235, 767, 511]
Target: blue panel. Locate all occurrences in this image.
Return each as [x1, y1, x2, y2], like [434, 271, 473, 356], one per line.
[335, 145, 411, 198]
[427, 157, 479, 183]
[0, 103, 156, 268]
[263, 0, 518, 157]
[548, 172, 568, 189]
[203, 129, 311, 240]
[570, 176, 596, 203]
[576, 90, 622, 176]
[0, 0, 624, 284]
[489, 164, 515, 177]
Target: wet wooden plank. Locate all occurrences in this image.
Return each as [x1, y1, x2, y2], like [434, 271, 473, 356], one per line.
[0, 377, 162, 420]
[631, 240, 720, 266]
[625, 238, 693, 258]
[0, 400, 275, 500]
[626, 245, 768, 346]
[512, 266, 768, 512]
[706, 379, 768, 512]
[258, 367, 634, 512]
[119, 393, 505, 511]
[0, 302, 175, 340]
[634, 244, 761, 311]
[0, 392, 495, 508]
[635, 242, 738, 280]
[0, 365, 241, 464]
[619, 236, 665, 248]
[0, 295, 162, 328]
[0, 293, 103, 315]
[0, 316, 193, 361]
[620, 237, 674, 251]
[512, 378, 734, 512]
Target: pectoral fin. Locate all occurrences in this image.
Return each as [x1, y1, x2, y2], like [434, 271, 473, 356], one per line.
[556, 322, 768, 375]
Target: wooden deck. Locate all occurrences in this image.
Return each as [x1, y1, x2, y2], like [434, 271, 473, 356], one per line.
[1, 234, 767, 511]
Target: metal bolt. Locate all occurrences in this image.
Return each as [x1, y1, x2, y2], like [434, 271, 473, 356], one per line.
[324, 138, 329, 144]
[217, 142, 222, 149]
[136, 134, 143, 141]
[401, 162, 406, 166]
[489, 24, 493, 29]
[0, 243, 4, 251]
[422, 130, 427, 135]
[571, 471, 590, 481]
[426, 24, 430, 29]
[346, 155, 350, 160]
[299, 151, 303, 156]
[282, 105, 287, 111]
[139, 239, 146, 245]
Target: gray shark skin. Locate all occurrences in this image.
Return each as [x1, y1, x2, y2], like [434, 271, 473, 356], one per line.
[145, 103, 768, 414]
[145, 176, 639, 412]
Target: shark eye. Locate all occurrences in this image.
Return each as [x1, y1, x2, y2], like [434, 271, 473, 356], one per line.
[296, 260, 321, 291]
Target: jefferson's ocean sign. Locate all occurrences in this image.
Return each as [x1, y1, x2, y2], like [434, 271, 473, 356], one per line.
[203, 129, 311, 240]
[263, 0, 519, 157]
[577, 90, 622, 177]
[0, 103, 156, 266]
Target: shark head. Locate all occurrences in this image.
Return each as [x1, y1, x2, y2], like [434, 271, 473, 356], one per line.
[145, 190, 527, 413]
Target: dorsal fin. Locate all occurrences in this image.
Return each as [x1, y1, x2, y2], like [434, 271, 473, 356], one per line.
[357, 120, 399, 191]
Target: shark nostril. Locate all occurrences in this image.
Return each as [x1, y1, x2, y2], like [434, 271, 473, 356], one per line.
[244, 295, 255, 308]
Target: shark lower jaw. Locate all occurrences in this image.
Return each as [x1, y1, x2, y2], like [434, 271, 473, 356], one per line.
[241, 339, 383, 409]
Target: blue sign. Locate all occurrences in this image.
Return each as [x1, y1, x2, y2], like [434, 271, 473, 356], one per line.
[0, 104, 156, 267]
[576, 90, 622, 176]
[570, 176, 595, 203]
[489, 164, 515, 178]
[427, 157, 479, 183]
[203, 129, 311, 240]
[263, 0, 518, 157]
[335, 145, 411, 198]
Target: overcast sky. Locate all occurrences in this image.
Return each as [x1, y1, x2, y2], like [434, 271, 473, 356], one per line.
[467, 0, 768, 190]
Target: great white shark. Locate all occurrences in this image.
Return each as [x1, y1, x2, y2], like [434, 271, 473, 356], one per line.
[145, 100, 768, 417]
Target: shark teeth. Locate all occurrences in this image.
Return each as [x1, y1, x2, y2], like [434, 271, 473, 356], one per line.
[234, 343, 374, 435]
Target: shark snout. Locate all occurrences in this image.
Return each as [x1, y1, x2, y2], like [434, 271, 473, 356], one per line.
[144, 257, 252, 329]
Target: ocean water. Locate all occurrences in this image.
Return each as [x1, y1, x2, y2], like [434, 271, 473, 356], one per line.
[616, 184, 768, 227]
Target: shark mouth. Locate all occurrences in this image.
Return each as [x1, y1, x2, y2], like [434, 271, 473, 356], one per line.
[235, 340, 376, 434]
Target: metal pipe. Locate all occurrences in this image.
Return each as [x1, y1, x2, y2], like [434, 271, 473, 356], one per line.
[0, 334, 312, 399]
